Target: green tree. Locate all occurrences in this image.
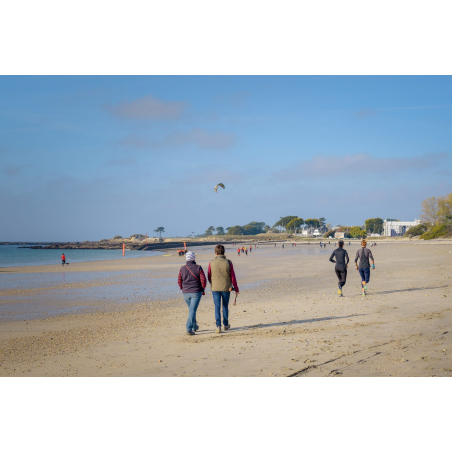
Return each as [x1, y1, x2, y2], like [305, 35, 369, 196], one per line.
[305, 218, 320, 229]
[286, 217, 304, 233]
[242, 221, 266, 235]
[365, 218, 384, 234]
[216, 226, 225, 235]
[153, 227, 165, 239]
[349, 226, 366, 238]
[227, 225, 244, 235]
[205, 226, 215, 236]
[404, 224, 428, 237]
[273, 216, 298, 232]
[319, 217, 326, 227]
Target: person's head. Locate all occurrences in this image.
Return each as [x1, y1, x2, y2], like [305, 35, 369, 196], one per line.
[361, 239, 367, 247]
[338, 240, 344, 247]
[186, 251, 196, 262]
[215, 244, 225, 256]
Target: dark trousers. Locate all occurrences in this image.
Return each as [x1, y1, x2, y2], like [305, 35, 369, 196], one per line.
[335, 265, 347, 288]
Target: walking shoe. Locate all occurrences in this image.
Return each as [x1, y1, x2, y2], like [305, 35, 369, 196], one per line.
[338, 286, 342, 296]
[224, 324, 230, 331]
[215, 327, 221, 333]
[194, 324, 199, 332]
[187, 331, 195, 336]
[364, 284, 368, 291]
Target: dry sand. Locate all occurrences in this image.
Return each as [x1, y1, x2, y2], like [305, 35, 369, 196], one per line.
[1, 240, 451, 377]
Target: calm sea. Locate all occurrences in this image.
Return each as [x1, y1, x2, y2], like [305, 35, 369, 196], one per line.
[0, 244, 161, 268]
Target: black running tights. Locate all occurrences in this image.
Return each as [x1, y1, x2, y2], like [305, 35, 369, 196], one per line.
[335, 266, 347, 288]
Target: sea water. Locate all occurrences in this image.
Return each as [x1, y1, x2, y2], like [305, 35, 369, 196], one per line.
[0, 244, 161, 268]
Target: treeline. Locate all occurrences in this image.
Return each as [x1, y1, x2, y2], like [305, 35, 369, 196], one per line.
[405, 193, 452, 239]
[203, 215, 329, 237]
[323, 218, 384, 239]
[272, 216, 327, 233]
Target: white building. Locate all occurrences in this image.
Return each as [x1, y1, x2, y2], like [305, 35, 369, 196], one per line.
[383, 219, 420, 237]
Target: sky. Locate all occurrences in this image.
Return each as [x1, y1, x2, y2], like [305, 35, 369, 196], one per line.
[1, 75, 452, 241]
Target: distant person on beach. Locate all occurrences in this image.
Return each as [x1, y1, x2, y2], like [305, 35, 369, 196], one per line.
[237, 247, 241, 256]
[208, 244, 239, 334]
[245, 247, 248, 255]
[250, 246, 252, 253]
[61, 253, 66, 265]
[355, 239, 375, 296]
[329, 240, 349, 296]
[178, 251, 206, 336]
[282, 243, 284, 249]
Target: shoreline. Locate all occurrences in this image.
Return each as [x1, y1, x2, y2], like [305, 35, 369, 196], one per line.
[2, 237, 451, 270]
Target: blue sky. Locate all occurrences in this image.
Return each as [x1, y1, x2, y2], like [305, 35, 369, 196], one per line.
[1, 76, 452, 241]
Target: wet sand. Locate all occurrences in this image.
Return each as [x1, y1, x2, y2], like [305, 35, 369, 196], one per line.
[1, 241, 451, 377]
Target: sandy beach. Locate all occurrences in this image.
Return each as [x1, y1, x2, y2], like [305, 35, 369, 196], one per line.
[1, 240, 451, 377]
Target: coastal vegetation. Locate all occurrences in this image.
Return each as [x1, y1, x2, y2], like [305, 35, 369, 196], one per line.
[365, 218, 383, 234]
[227, 222, 268, 235]
[349, 226, 367, 238]
[418, 193, 452, 239]
[404, 224, 428, 237]
[153, 227, 165, 239]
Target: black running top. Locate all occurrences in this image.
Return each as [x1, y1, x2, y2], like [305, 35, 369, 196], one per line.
[329, 248, 349, 267]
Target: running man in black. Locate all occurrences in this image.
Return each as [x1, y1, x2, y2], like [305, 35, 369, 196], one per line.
[329, 240, 349, 296]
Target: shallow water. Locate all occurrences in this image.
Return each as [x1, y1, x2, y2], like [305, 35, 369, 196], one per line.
[0, 245, 334, 321]
[0, 271, 179, 321]
[0, 244, 161, 267]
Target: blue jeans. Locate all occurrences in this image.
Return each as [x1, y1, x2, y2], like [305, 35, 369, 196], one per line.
[183, 292, 202, 332]
[212, 291, 231, 327]
[359, 267, 370, 283]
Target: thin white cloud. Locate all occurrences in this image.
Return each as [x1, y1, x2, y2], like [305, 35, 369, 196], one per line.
[166, 128, 235, 150]
[273, 152, 449, 181]
[356, 104, 452, 118]
[117, 128, 236, 151]
[104, 94, 188, 120]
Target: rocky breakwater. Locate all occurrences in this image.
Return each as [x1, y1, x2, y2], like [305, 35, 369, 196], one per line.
[20, 240, 123, 250]
[19, 239, 233, 251]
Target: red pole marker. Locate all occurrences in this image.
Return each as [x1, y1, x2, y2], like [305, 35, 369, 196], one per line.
[123, 243, 125, 257]
[184, 241, 187, 250]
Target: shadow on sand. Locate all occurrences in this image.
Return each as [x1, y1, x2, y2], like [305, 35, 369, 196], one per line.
[371, 285, 449, 296]
[189, 313, 367, 337]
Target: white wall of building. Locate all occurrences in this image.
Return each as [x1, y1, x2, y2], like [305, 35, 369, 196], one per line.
[383, 219, 420, 236]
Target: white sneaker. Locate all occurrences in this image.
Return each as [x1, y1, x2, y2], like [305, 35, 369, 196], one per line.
[215, 327, 221, 333]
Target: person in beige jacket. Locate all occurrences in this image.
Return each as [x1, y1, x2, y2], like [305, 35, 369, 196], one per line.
[207, 244, 240, 333]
